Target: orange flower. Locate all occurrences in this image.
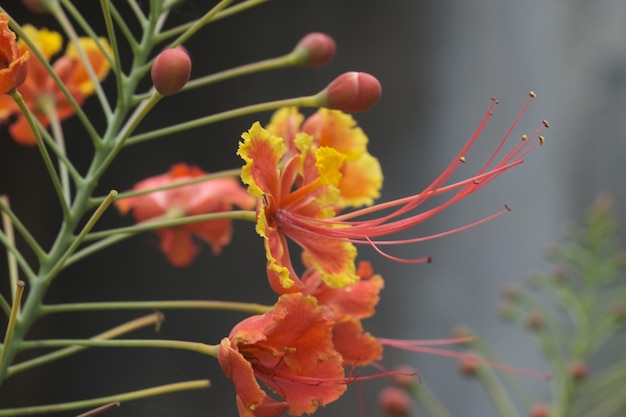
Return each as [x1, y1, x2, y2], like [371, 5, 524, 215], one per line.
[240, 97, 547, 293]
[0, 24, 111, 145]
[115, 163, 256, 267]
[218, 293, 347, 417]
[267, 107, 383, 208]
[0, 13, 29, 94]
[302, 261, 384, 366]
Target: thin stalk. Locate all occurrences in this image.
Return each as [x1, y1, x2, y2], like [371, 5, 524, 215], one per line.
[0, 228, 36, 284]
[52, 5, 113, 118]
[99, 0, 125, 97]
[20, 339, 219, 357]
[84, 210, 256, 241]
[41, 300, 271, 315]
[1, 197, 24, 298]
[474, 365, 521, 417]
[409, 382, 454, 417]
[126, 94, 322, 145]
[0, 197, 45, 262]
[44, 191, 118, 284]
[46, 106, 71, 207]
[0, 380, 210, 416]
[8, 312, 163, 377]
[75, 402, 119, 417]
[9, 91, 70, 219]
[126, 0, 148, 25]
[107, 3, 139, 53]
[64, 233, 132, 267]
[0, 282, 25, 373]
[169, 0, 233, 48]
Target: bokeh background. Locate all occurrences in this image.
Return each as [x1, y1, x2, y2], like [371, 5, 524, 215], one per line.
[1, 0, 625, 416]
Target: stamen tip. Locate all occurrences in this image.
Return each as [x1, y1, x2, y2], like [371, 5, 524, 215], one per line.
[505, 204, 512, 212]
[521, 134, 528, 141]
[426, 255, 433, 264]
[542, 120, 550, 128]
[529, 91, 537, 98]
[459, 156, 466, 163]
[539, 136, 545, 145]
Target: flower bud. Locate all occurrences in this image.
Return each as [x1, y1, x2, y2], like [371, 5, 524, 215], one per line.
[525, 311, 544, 329]
[320, 72, 381, 112]
[293, 32, 336, 67]
[568, 360, 588, 381]
[0, 13, 29, 94]
[391, 365, 419, 388]
[22, 0, 58, 13]
[528, 403, 550, 417]
[378, 387, 412, 417]
[151, 46, 191, 96]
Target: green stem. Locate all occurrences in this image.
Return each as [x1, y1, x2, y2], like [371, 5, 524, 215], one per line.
[64, 233, 132, 267]
[0, 380, 210, 416]
[52, 5, 113, 118]
[126, 94, 322, 145]
[0, 196, 45, 262]
[20, 339, 219, 357]
[99, 0, 125, 96]
[44, 191, 118, 284]
[1, 197, 21, 298]
[9, 90, 70, 219]
[409, 382, 454, 417]
[0, 229, 36, 284]
[41, 300, 271, 315]
[0, 282, 25, 373]
[76, 402, 119, 417]
[45, 105, 71, 207]
[8, 312, 163, 377]
[473, 364, 520, 417]
[84, 210, 256, 241]
[169, 0, 233, 48]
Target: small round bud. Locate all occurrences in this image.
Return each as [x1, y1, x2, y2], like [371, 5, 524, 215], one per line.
[293, 32, 336, 67]
[378, 387, 412, 417]
[320, 72, 382, 112]
[22, 0, 59, 13]
[151, 46, 191, 96]
[458, 354, 481, 377]
[568, 360, 588, 381]
[391, 365, 419, 388]
[528, 403, 550, 417]
[525, 311, 544, 329]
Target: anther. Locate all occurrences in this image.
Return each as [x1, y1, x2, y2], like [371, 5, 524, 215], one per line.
[539, 136, 545, 145]
[521, 134, 528, 141]
[459, 156, 466, 163]
[505, 204, 512, 212]
[529, 91, 536, 98]
[542, 120, 550, 128]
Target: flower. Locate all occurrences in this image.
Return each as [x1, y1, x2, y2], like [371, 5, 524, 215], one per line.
[240, 96, 547, 292]
[238, 122, 359, 293]
[302, 261, 384, 366]
[115, 163, 256, 267]
[0, 24, 112, 145]
[267, 107, 383, 208]
[0, 13, 29, 94]
[218, 293, 347, 417]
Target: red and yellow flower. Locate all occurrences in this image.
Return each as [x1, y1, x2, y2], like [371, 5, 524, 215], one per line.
[218, 293, 347, 417]
[0, 13, 29, 95]
[115, 163, 255, 267]
[0, 24, 112, 145]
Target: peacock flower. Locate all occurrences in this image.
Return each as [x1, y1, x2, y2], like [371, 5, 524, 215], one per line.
[267, 107, 383, 208]
[0, 13, 29, 95]
[218, 293, 347, 417]
[0, 24, 112, 145]
[302, 261, 384, 366]
[115, 163, 256, 267]
[240, 94, 548, 293]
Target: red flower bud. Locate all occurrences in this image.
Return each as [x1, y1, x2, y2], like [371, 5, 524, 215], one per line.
[320, 71, 382, 112]
[568, 360, 588, 381]
[151, 47, 191, 96]
[529, 403, 550, 417]
[378, 387, 412, 417]
[390, 365, 419, 388]
[293, 32, 336, 67]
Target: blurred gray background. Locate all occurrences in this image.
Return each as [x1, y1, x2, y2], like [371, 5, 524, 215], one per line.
[1, 0, 625, 416]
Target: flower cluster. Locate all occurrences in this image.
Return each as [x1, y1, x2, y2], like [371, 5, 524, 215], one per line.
[0, 22, 111, 145]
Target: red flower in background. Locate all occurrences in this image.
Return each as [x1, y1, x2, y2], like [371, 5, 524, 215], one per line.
[115, 163, 255, 266]
[0, 13, 29, 95]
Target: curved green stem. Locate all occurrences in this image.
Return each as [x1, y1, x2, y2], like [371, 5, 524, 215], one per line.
[9, 90, 70, 219]
[126, 94, 322, 145]
[169, 0, 233, 48]
[8, 312, 163, 377]
[409, 382, 454, 417]
[0, 196, 45, 262]
[0, 229, 36, 283]
[85, 209, 256, 241]
[44, 191, 118, 284]
[0, 281, 25, 373]
[41, 300, 271, 315]
[45, 104, 71, 207]
[64, 233, 133, 267]
[0, 380, 210, 416]
[20, 339, 219, 357]
[99, 0, 125, 97]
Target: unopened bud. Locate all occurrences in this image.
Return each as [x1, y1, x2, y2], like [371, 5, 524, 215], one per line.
[459, 354, 481, 376]
[378, 387, 412, 417]
[528, 403, 550, 417]
[525, 311, 544, 329]
[568, 360, 588, 380]
[391, 365, 418, 388]
[293, 32, 336, 67]
[22, 0, 59, 13]
[320, 72, 382, 112]
[151, 47, 191, 96]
